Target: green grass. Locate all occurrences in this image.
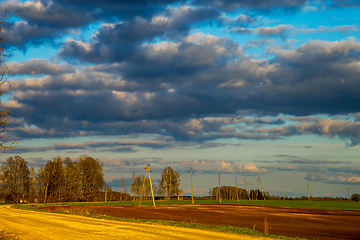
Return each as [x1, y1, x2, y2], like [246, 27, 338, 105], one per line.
[25, 199, 360, 210]
[12, 204, 306, 240]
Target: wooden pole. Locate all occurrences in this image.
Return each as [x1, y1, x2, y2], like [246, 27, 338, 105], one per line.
[190, 167, 194, 205]
[120, 178, 124, 201]
[259, 177, 265, 200]
[283, 191, 285, 200]
[218, 173, 221, 203]
[147, 164, 156, 208]
[235, 177, 239, 202]
[308, 184, 310, 201]
[105, 187, 107, 202]
[256, 177, 259, 200]
[139, 163, 148, 206]
[348, 187, 350, 200]
[244, 178, 251, 200]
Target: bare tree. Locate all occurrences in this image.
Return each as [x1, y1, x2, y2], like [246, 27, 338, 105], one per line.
[160, 167, 180, 201]
[77, 155, 105, 202]
[63, 157, 80, 202]
[36, 157, 64, 203]
[120, 178, 125, 201]
[0, 156, 30, 203]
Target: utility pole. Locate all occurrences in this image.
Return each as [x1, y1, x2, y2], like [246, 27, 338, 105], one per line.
[139, 163, 156, 207]
[190, 167, 194, 205]
[283, 191, 285, 200]
[105, 187, 108, 202]
[120, 179, 124, 201]
[139, 163, 148, 206]
[308, 184, 310, 201]
[259, 177, 265, 200]
[235, 177, 239, 202]
[148, 164, 156, 208]
[218, 173, 221, 203]
[256, 177, 259, 200]
[244, 178, 251, 200]
[348, 187, 350, 200]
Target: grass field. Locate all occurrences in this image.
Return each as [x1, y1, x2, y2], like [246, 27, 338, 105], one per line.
[20, 199, 360, 210]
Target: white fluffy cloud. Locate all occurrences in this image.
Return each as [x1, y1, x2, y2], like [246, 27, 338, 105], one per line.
[236, 163, 268, 173]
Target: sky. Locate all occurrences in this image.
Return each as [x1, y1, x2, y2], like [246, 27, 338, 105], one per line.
[1, 0, 360, 198]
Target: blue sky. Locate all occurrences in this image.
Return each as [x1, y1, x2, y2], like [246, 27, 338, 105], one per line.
[1, 0, 360, 197]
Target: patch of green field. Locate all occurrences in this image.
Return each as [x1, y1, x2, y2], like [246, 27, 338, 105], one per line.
[23, 199, 360, 210]
[220, 200, 360, 210]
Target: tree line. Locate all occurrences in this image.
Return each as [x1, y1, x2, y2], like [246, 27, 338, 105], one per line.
[0, 155, 106, 203]
[209, 186, 268, 200]
[1, 156, 183, 204]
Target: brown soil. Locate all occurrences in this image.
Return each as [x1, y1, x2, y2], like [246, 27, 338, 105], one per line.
[40, 204, 360, 240]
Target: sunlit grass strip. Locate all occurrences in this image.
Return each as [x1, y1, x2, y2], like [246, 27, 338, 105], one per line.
[21, 199, 360, 210]
[12, 204, 306, 240]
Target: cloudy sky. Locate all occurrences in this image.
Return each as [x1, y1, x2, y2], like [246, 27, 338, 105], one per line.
[1, 0, 360, 197]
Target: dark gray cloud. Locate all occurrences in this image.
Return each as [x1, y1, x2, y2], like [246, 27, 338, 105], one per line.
[7, 1, 99, 29]
[218, 14, 258, 28]
[273, 155, 352, 165]
[255, 24, 295, 38]
[298, 25, 359, 34]
[52, 0, 187, 20]
[5, 59, 75, 76]
[58, 7, 221, 63]
[4, 139, 177, 154]
[2, 21, 62, 49]
[4, 1, 216, 50]
[250, 117, 360, 147]
[232, 24, 295, 39]
[305, 171, 360, 185]
[191, 0, 307, 12]
[2, 1, 100, 49]
[5, 37, 360, 145]
[232, 25, 359, 40]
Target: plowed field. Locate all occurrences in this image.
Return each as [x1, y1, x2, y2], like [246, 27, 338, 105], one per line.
[41, 204, 360, 240]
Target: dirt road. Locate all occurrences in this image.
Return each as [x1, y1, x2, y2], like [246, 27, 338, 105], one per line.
[0, 206, 269, 240]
